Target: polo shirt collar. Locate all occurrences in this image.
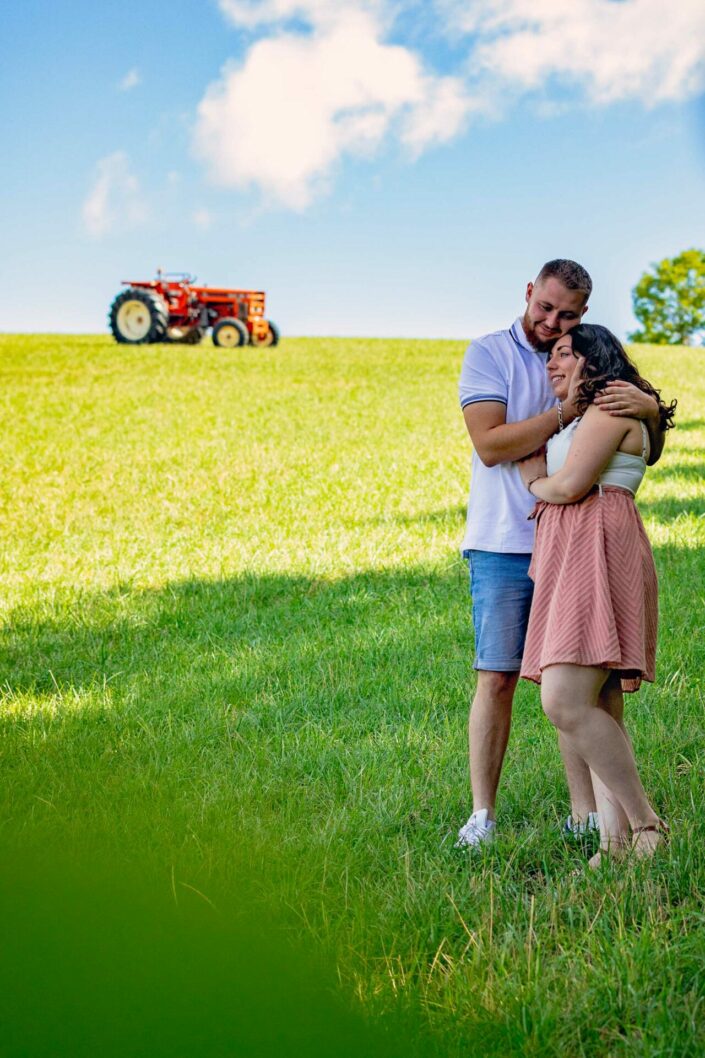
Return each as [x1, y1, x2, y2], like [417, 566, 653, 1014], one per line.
[510, 317, 540, 353]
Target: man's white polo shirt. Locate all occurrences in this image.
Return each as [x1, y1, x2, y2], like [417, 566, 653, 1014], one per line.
[459, 318, 556, 554]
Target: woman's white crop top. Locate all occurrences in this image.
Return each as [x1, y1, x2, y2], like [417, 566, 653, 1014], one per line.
[546, 416, 648, 496]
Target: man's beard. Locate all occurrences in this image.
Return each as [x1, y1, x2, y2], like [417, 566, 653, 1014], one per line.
[522, 310, 553, 352]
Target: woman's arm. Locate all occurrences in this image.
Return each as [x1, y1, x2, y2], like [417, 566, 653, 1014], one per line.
[520, 406, 630, 504]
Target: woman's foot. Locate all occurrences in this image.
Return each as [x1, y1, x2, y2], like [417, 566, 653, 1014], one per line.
[587, 840, 629, 870]
[631, 820, 669, 858]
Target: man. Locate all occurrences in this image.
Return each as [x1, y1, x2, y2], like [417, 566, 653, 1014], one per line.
[456, 259, 662, 848]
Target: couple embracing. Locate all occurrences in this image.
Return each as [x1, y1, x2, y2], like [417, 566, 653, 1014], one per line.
[456, 259, 676, 867]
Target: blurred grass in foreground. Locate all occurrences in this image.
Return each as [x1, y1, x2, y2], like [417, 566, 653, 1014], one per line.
[0, 848, 432, 1057]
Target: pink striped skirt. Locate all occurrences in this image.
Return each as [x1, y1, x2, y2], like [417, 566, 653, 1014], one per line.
[520, 486, 657, 693]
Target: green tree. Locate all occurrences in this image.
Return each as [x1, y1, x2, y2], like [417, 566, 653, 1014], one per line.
[629, 248, 705, 345]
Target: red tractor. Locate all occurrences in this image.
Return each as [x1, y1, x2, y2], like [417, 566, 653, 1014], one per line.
[108, 271, 279, 347]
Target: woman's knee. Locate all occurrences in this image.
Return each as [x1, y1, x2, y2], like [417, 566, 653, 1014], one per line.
[541, 666, 598, 732]
[541, 689, 577, 732]
[541, 690, 561, 728]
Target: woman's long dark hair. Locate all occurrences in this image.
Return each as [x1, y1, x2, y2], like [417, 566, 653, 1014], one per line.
[569, 324, 676, 431]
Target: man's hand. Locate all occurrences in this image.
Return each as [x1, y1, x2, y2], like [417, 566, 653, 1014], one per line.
[594, 381, 658, 420]
[517, 448, 547, 490]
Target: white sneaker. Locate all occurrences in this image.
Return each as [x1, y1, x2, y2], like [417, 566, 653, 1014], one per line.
[455, 809, 496, 849]
[564, 811, 599, 836]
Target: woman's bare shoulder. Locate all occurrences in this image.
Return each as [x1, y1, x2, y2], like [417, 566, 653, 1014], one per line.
[581, 404, 642, 452]
[579, 403, 631, 432]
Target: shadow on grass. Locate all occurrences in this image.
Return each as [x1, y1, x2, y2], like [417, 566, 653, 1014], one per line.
[638, 495, 705, 520]
[648, 461, 705, 484]
[365, 506, 467, 528]
[1, 553, 704, 1057]
[0, 563, 482, 917]
[1, 550, 701, 812]
[0, 564, 471, 709]
[1, 546, 701, 877]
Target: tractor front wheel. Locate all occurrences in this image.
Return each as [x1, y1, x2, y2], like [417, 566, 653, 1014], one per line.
[250, 321, 280, 348]
[109, 288, 168, 344]
[212, 318, 249, 348]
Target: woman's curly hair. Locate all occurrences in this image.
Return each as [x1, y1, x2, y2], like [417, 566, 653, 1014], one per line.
[569, 324, 677, 431]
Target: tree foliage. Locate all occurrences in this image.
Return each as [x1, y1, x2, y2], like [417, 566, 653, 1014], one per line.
[629, 248, 705, 345]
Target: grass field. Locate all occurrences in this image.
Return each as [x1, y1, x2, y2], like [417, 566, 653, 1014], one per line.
[1, 333, 704, 1056]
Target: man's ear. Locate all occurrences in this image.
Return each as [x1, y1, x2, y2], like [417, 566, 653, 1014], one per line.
[525, 282, 533, 305]
[581, 303, 589, 317]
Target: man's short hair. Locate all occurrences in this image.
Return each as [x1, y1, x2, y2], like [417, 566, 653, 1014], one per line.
[536, 259, 592, 301]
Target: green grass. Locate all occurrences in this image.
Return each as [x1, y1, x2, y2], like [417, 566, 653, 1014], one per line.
[1, 333, 704, 1056]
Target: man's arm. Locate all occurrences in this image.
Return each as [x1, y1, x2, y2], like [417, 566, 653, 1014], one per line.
[463, 401, 562, 467]
[594, 382, 664, 465]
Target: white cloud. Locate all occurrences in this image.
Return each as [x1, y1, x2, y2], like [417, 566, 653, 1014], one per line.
[194, 5, 475, 209]
[401, 73, 481, 153]
[82, 152, 148, 237]
[118, 67, 141, 91]
[446, 0, 705, 105]
[194, 0, 705, 211]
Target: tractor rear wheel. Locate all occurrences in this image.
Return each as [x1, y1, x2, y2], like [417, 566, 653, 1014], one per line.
[212, 318, 249, 348]
[109, 288, 168, 344]
[166, 325, 204, 345]
[250, 321, 280, 348]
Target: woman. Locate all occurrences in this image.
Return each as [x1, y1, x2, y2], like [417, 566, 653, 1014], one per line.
[517, 324, 676, 866]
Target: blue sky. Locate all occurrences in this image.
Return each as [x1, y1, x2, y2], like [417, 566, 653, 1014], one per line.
[2, 0, 704, 339]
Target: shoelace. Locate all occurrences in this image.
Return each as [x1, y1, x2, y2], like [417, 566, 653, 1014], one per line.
[460, 818, 490, 837]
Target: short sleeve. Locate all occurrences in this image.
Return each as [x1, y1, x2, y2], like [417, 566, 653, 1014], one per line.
[458, 339, 508, 409]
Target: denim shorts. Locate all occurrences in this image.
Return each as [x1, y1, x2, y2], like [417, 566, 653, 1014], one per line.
[464, 550, 534, 672]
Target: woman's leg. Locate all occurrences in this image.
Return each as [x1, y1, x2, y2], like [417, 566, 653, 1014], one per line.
[558, 672, 629, 864]
[541, 665, 659, 838]
[565, 674, 632, 853]
[598, 674, 632, 750]
[588, 769, 630, 866]
[561, 673, 637, 828]
[595, 673, 632, 843]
